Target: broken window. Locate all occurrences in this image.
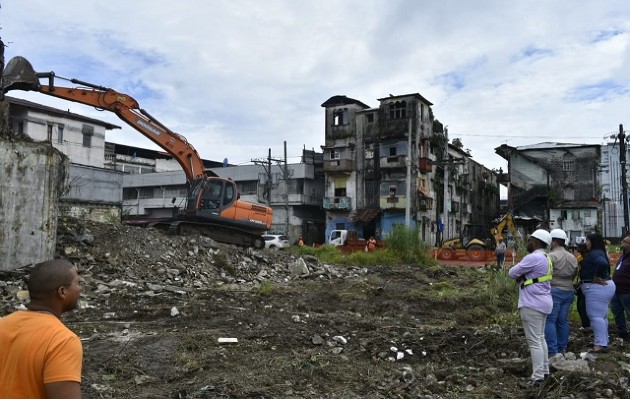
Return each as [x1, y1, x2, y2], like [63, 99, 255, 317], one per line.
[334, 187, 347, 197]
[389, 101, 407, 119]
[333, 108, 348, 126]
[334, 177, 347, 197]
[562, 153, 576, 171]
[389, 146, 397, 156]
[366, 113, 374, 123]
[47, 124, 53, 141]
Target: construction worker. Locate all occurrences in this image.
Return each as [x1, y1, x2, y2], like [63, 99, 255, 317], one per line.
[508, 229, 553, 389]
[496, 236, 507, 268]
[545, 229, 578, 358]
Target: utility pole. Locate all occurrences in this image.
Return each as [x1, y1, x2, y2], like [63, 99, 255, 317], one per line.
[443, 127, 449, 242]
[405, 118, 412, 226]
[252, 148, 280, 207]
[283, 141, 289, 235]
[619, 124, 629, 237]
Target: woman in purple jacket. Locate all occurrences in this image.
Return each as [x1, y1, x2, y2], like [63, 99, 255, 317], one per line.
[508, 229, 553, 389]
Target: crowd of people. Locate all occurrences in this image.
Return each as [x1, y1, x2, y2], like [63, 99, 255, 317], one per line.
[508, 229, 630, 389]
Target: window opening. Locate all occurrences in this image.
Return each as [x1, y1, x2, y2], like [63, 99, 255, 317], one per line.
[82, 124, 94, 147]
[389, 101, 407, 119]
[57, 124, 64, 143]
[333, 108, 348, 126]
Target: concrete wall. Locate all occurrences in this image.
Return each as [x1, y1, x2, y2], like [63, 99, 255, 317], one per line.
[0, 140, 68, 271]
[58, 164, 124, 223]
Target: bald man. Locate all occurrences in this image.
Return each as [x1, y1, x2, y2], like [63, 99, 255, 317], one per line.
[0, 259, 83, 398]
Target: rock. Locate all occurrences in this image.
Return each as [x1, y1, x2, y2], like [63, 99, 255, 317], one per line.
[290, 258, 309, 276]
[312, 334, 324, 345]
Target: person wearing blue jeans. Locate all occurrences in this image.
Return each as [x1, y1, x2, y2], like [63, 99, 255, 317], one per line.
[611, 236, 630, 339]
[580, 233, 615, 352]
[545, 229, 577, 356]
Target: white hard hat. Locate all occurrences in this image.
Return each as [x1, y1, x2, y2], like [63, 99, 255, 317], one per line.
[530, 229, 552, 247]
[549, 229, 568, 242]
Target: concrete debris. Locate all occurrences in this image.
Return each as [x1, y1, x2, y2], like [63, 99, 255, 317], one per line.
[333, 335, 347, 345]
[0, 217, 369, 317]
[311, 334, 324, 345]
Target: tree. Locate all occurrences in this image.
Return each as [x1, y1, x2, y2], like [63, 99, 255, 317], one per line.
[452, 138, 464, 149]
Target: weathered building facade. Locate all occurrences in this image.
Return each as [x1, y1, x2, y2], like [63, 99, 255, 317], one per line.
[5, 96, 123, 222]
[496, 142, 601, 243]
[321, 93, 500, 244]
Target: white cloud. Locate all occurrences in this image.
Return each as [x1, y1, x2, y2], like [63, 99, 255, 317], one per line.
[3, 0, 630, 169]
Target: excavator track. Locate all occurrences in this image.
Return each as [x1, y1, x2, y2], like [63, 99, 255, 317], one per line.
[149, 220, 265, 249]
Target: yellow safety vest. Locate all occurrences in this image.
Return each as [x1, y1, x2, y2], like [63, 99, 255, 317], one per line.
[521, 254, 554, 289]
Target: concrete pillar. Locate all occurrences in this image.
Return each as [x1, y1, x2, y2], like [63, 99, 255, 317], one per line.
[0, 140, 69, 271]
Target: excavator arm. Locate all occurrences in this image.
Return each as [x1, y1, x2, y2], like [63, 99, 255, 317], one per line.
[492, 212, 522, 248]
[3, 56, 207, 183]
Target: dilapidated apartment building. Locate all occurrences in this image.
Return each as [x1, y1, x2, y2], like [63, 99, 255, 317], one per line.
[320, 93, 500, 244]
[5, 96, 124, 221]
[495, 142, 601, 243]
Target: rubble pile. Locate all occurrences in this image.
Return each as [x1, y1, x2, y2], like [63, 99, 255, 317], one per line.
[0, 217, 364, 315]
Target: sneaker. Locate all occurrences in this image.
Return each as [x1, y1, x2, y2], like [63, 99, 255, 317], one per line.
[519, 379, 544, 389]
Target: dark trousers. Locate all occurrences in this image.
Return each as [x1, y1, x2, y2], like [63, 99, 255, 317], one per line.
[611, 291, 630, 336]
[576, 287, 590, 328]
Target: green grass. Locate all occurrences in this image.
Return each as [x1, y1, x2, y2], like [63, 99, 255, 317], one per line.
[289, 226, 436, 266]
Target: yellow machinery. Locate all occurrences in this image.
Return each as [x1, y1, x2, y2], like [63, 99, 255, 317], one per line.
[440, 212, 522, 261]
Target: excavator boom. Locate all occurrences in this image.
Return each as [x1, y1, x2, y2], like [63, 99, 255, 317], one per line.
[3, 56, 273, 248]
[3, 56, 207, 182]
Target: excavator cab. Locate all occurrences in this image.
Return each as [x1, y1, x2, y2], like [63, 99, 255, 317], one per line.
[185, 177, 237, 214]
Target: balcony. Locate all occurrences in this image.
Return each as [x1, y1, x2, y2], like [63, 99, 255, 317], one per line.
[323, 158, 353, 172]
[418, 196, 434, 211]
[323, 196, 352, 211]
[380, 195, 407, 209]
[419, 157, 433, 173]
[379, 155, 407, 169]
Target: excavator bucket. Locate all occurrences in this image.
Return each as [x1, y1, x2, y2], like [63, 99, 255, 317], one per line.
[2, 56, 41, 93]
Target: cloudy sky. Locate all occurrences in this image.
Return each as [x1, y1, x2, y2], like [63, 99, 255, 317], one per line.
[3, 0, 630, 170]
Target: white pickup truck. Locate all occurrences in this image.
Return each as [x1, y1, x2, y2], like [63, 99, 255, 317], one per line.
[327, 230, 348, 246]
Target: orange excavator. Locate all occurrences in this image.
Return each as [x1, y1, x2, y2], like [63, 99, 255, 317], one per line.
[3, 56, 272, 248]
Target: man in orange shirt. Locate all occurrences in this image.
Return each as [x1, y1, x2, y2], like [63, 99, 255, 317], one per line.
[0, 259, 83, 398]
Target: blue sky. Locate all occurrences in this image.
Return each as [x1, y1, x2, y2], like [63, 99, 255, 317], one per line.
[3, 0, 630, 171]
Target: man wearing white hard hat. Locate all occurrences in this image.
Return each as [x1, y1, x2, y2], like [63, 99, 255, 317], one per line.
[545, 229, 578, 359]
[508, 229, 553, 389]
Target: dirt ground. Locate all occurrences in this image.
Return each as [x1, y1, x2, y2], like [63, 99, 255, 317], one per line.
[2, 218, 630, 398]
